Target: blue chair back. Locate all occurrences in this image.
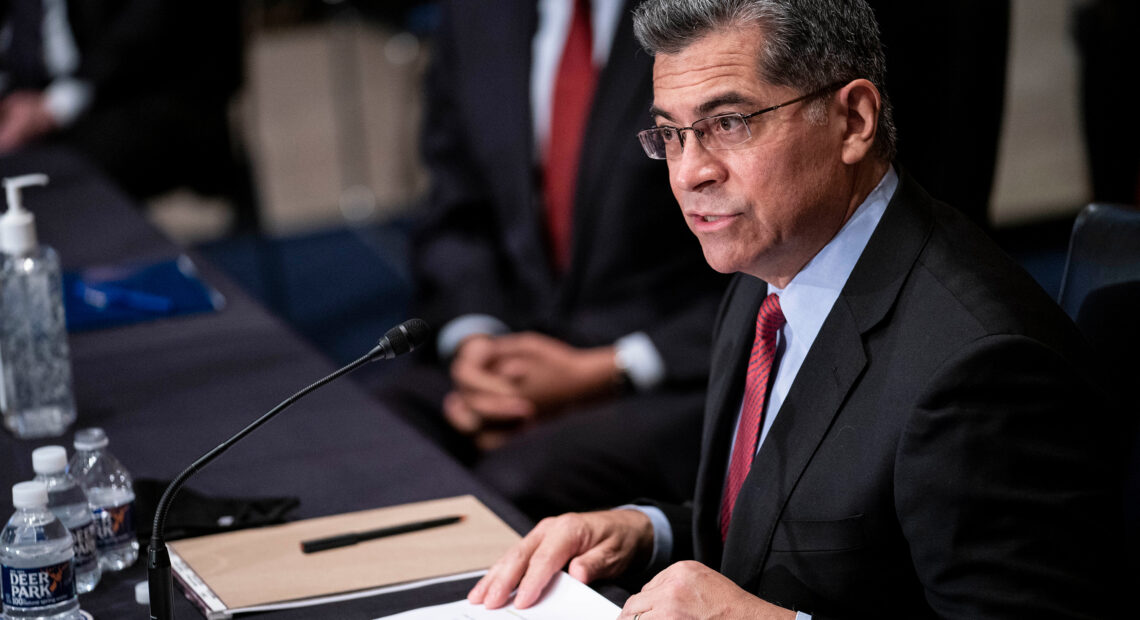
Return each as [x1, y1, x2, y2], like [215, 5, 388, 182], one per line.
[1058, 202, 1140, 588]
[1058, 203, 1140, 318]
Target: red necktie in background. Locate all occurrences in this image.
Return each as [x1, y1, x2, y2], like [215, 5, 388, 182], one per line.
[543, 0, 596, 273]
[720, 293, 786, 541]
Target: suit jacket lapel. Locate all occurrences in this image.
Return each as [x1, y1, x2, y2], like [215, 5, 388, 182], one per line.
[692, 275, 768, 567]
[558, 1, 653, 301]
[719, 297, 868, 586]
[466, 0, 553, 297]
[713, 171, 936, 588]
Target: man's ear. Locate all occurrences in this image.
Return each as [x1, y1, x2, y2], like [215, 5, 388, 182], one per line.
[837, 79, 881, 165]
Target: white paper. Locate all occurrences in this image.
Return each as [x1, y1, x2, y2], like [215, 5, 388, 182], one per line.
[374, 572, 620, 620]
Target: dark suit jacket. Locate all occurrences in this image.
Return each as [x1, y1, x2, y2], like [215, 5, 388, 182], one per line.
[662, 171, 1126, 618]
[413, 0, 725, 385]
[0, 0, 244, 200]
[0, 0, 241, 103]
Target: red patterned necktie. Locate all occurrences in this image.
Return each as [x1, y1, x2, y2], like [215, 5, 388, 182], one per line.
[543, 0, 596, 274]
[720, 293, 786, 541]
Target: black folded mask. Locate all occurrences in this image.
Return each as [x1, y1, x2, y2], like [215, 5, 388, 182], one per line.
[133, 478, 300, 542]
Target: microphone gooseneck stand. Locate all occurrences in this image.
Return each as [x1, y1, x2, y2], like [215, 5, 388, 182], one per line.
[148, 319, 429, 619]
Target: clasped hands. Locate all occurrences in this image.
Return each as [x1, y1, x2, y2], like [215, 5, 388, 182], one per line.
[444, 332, 619, 450]
[468, 509, 796, 619]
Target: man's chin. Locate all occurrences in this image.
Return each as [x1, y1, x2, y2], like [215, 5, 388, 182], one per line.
[699, 248, 748, 276]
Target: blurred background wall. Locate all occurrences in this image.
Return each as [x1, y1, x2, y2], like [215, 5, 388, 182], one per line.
[992, 0, 1089, 225]
[149, 0, 1105, 240]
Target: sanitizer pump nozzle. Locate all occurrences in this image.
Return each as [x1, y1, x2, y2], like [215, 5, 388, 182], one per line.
[1, 174, 48, 256]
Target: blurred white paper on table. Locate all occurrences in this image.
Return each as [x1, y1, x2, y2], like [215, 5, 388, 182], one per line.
[374, 572, 619, 620]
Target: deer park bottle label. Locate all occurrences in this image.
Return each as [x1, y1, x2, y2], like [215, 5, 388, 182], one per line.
[2, 559, 75, 609]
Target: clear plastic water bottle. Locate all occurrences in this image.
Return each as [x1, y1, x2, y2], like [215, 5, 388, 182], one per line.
[68, 428, 138, 571]
[1, 481, 82, 620]
[32, 446, 101, 593]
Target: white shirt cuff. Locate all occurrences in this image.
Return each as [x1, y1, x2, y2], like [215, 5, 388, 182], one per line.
[614, 332, 666, 391]
[617, 504, 673, 573]
[44, 78, 92, 127]
[436, 314, 510, 359]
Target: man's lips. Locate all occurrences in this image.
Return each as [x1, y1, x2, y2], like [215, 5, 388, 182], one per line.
[687, 212, 741, 231]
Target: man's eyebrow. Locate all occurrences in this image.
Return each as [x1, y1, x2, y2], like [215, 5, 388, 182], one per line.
[648, 92, 757, 124]
[696, 93, 755, 117]
[648, 105, 674, 123]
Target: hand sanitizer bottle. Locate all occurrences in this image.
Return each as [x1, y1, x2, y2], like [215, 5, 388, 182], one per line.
[0, 174, 77, 439]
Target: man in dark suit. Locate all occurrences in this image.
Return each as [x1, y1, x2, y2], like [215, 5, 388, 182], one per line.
[469, 0, 1127, 617]
[0, 0, 250, 226]
[391, 0, 726, 518]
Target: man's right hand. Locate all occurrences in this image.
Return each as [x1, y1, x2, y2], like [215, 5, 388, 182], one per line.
[447, 334, 536, 428]
[468, 509, 655, 609]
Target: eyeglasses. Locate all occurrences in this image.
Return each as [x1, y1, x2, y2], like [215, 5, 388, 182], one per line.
[637, 81, 847, 160]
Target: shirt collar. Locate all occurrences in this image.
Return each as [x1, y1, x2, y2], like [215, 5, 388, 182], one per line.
[770, 166, 898, 352]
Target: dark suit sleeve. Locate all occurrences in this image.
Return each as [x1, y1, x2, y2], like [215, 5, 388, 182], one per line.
[641, 279, 744, 564]
[894, 334, 1126, 618]
[655, 501, 695, 563]
[637, 278, 724, 387]
[410, 6, 514, 332]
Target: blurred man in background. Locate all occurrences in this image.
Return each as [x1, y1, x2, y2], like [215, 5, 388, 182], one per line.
[389, 0, 727, 519]
[0, 0, 254, 230]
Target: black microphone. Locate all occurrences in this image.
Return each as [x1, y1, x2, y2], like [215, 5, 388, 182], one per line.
[148, 319, 430, 619]
[368, 317, 430, 360]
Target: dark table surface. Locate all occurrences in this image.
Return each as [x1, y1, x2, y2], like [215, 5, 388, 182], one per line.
[0, 146, 531, 619]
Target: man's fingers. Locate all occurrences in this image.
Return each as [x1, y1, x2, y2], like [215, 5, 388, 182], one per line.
[472, 427, 517, 452]
[637, 560, 688, 593]
[492, 332, 556, 357]
[469, 544, 525, 606]
[451, 358, 519, 395]
[442, 392, 481, 434]
[468, 511, 645, 610]
[467, 572, 494, 604]
[450, 336, 522, 395]
[619, 591, 654, 620]
[567, 511, 651, 584]
[445, 390, 533, 438]
[567, 543, 621, 584]
[474, 525, 553, 609]
[495, 357, 532, 380]
[462, 391, 534, 421]
[512, 523, 583, 609]
[468, 514, 595, 610]
[477, 556, 527, 609]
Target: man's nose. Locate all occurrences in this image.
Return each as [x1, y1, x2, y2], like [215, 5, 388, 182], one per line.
[671, 136, 725, 192]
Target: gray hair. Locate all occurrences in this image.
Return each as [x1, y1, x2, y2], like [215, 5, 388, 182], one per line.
[633, 0, 897, 161]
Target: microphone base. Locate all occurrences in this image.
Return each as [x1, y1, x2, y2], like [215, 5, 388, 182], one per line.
[148, 543, 174, 620]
